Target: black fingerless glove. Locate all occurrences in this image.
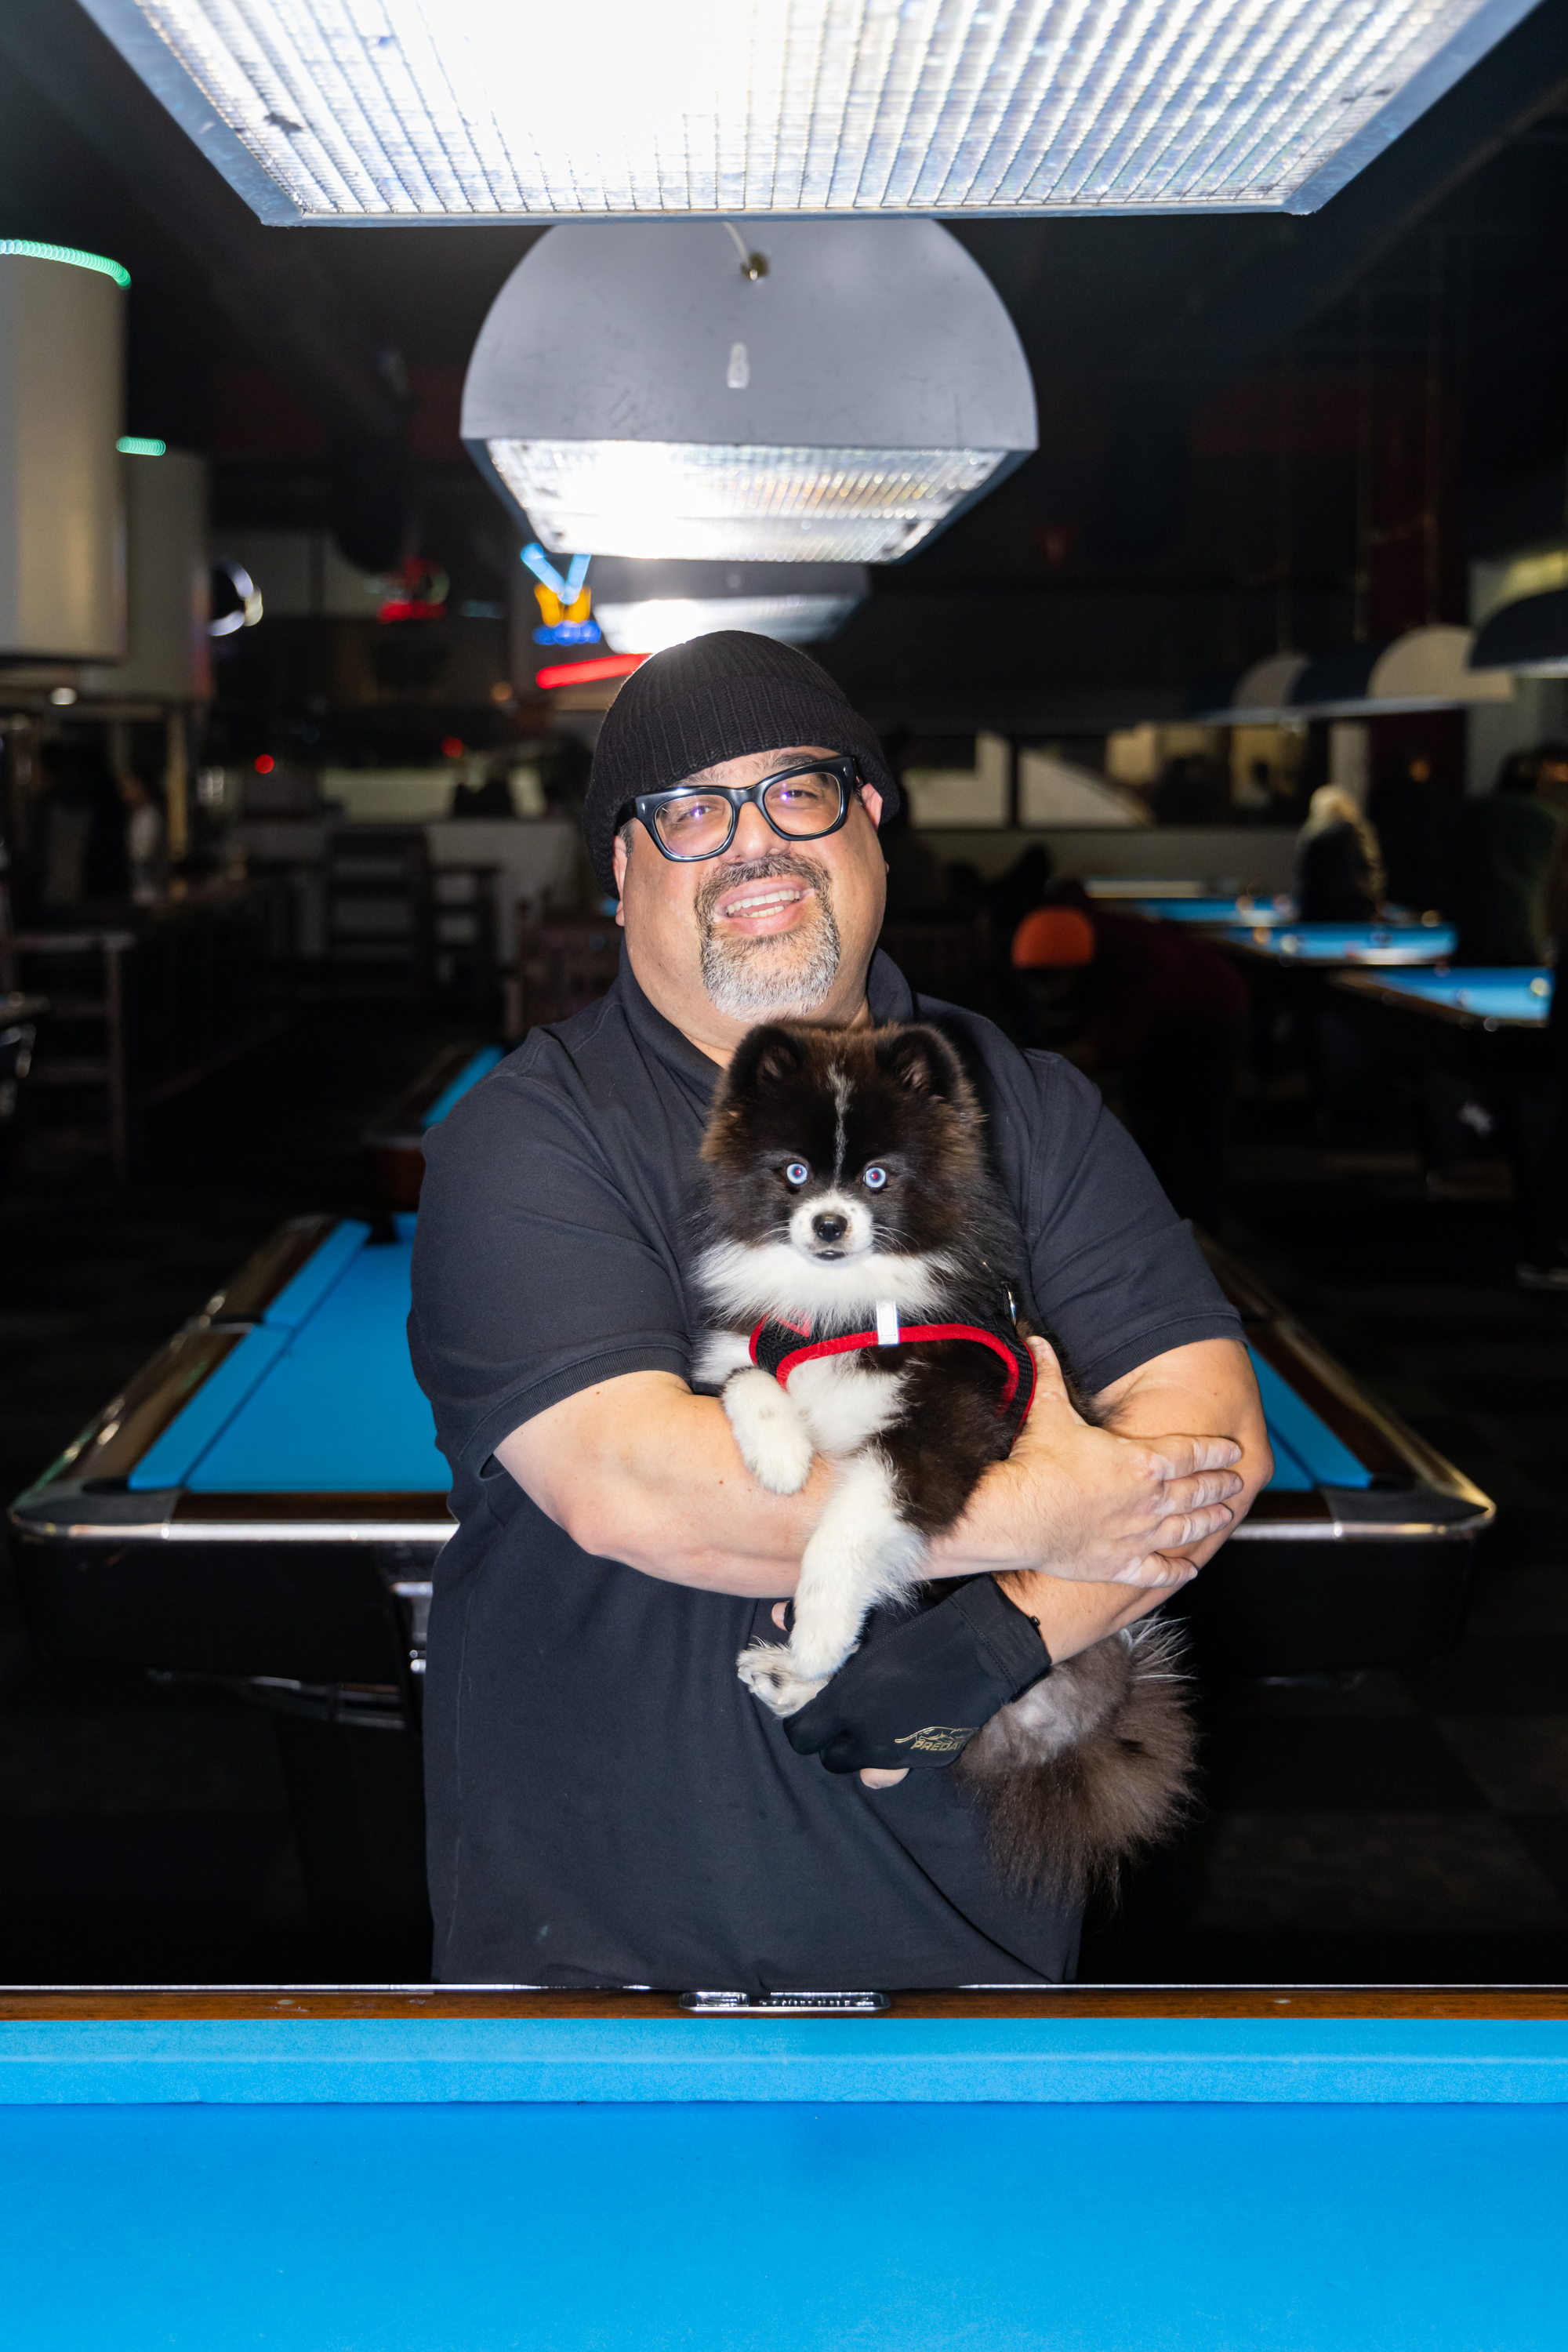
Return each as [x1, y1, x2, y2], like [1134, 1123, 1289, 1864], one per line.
[783, 1577, 1052, 1774]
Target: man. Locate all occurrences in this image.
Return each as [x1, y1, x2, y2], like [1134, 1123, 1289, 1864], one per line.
[411, 634, 1271, 1991]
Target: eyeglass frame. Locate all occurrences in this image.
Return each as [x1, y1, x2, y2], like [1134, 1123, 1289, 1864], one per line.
[614, 753, 860, 863]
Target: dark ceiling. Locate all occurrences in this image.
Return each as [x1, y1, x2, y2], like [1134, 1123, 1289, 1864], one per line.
[4, 0, 1568, 736]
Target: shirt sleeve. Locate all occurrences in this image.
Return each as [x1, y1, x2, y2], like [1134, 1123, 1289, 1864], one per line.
[1006, 1049, 1243, 1395]
[408, 1049, 692, 1477]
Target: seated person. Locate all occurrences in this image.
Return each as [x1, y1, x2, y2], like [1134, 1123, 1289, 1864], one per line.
[1293, 786, 1384, 923]
[1446, 756, 1563, 967]
[411, 634, 1269, 1992]
[1011, 887, 1248, 1233]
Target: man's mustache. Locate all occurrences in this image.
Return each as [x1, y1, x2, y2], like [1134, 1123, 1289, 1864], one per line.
[696, 853, 829, 930]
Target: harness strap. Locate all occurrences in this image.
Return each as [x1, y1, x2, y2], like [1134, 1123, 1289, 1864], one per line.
[749, 1312, 1036, 1443]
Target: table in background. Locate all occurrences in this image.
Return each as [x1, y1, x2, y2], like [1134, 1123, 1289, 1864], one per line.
[1332, 967, 1553, 1080]
[365, 1041, 504, 1208]
[1, 1986, 1563, 2352]
[1216, 917, 1457, 968]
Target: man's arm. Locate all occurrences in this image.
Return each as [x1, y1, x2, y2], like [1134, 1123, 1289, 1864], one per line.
[495, 1336, 1260, 1602]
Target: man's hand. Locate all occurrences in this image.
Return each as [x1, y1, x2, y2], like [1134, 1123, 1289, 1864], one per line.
[927, 1338, 1250, 1592]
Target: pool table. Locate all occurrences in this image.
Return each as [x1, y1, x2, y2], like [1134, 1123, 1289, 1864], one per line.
[1217, 917, 1457, 968]
[1332, 967, 1554, 1081]
[365, 1040, 505, 1208]
[9, 1221, 1491, 1707]
[1, 1984, 1564, 2352]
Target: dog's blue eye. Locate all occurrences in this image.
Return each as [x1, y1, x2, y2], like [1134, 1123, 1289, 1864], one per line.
[785, 1162, 809, 1186]
[862, 1166, 888, 1190]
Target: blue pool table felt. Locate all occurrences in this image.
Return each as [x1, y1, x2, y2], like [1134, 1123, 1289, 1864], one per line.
[1360, 967, 1553, 1021]
[1218, 920, 1457, 961]
[2, 2019, 1566, 2352]
[130, 1226, 1363, 1497]
[422, 1043, 505, 1127]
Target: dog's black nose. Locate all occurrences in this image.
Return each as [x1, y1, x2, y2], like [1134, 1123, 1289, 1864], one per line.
[811, 1211, 849, 1244]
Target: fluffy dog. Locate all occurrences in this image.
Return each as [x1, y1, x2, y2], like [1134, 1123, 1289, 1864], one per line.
[695, 1017, 1195, 1900]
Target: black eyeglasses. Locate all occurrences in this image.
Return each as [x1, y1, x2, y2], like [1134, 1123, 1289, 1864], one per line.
[615, 755, 858, 863]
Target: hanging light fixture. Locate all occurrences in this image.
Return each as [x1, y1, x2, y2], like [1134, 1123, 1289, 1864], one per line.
[590, 559, 868, 656]
[1468, 589, 1568, 677]
[1185, 652, 1312, 724]
[1288, 625, 1512, 716]
[462, 221, 1035, 566]
[81, 1, 1534, 223]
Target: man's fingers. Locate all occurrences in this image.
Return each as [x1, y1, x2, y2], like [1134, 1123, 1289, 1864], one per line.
[1161, 1470, 1246, 1512]
[1145, 1434, 1244, 1479]
[1153, 1503, 1235, 1551]
[1111, 1555, 1200, 1588]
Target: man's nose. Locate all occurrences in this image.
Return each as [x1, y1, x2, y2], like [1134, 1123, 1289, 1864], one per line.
[812, 1211, 848, 1243]
[729, 797, 776, 858]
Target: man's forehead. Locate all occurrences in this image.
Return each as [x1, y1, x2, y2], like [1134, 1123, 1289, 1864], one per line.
[675, 744, 841, 788]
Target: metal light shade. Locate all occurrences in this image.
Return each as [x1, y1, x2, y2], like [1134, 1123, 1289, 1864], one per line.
[590, 559, 868, 655]
[463, 222, 1036, 565]
[1186, 652, 1311, 724]
[1468, 589, 1568, 677]
[81, 0, 1535, 223]
[1290, 626, 1512, 717]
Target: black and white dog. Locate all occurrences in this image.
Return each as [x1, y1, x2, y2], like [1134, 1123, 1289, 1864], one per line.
[695, 1018, 1194, 1897]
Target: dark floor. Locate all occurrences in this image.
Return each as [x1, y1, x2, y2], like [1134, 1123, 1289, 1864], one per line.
[2, 1000, 1566, 1987]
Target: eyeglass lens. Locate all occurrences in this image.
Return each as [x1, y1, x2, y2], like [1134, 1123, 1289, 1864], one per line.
[652, 770, 844, 857]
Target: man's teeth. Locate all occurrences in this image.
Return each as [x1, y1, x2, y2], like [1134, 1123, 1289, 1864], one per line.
[723, 887, 806, 917]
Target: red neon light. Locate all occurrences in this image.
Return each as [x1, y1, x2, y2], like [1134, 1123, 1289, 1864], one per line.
[441, 736, 465, 758]
[254, 754, 275, 774]
[377, 598, 446, 623]
[536, 653, 647, 690]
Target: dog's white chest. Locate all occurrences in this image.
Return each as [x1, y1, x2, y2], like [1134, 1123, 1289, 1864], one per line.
[787, 1351, 906, 1454]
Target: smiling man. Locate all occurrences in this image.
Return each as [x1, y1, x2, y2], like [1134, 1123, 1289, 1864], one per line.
[410, 633, 1269, 1991]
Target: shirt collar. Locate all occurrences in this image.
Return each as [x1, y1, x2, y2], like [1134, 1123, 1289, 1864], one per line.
[616, 946, 915, 1102]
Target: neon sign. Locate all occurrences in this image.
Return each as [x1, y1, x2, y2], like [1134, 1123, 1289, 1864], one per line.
[523, 543, 601, 646]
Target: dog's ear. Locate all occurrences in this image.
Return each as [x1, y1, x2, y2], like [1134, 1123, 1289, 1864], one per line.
[729, 1022, 808, 1093]
[877, 1024, 966, 1104]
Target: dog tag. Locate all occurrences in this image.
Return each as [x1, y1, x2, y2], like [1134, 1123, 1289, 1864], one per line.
[875, 1301, 900, 1347]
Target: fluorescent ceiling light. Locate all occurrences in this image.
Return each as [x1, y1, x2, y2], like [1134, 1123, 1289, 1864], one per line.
[492, 441, 1004, 566]
[118, 435, 167, 456]
[79, 0, 1534, 223]
[463, 223, 1034, 564]
[597, 594, 861, 656]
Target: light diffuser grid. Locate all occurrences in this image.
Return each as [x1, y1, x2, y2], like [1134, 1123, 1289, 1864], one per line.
[595, 594, 862, 654]
[488, 440, 1007, 564]
[105, 0, 1515, 220]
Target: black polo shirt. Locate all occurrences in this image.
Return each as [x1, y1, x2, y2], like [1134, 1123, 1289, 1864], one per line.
[409, 951, 1241, 1990]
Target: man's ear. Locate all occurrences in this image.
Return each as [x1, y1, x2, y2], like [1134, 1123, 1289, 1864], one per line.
[859, 783, 884, 830]
[610, 826, 630, 923]
[877, 1024, 965, 1102]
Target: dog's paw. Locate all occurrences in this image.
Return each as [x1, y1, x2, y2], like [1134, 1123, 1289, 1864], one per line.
[736, 1640, 829, 1717]
[723, 1369, 814, 1494]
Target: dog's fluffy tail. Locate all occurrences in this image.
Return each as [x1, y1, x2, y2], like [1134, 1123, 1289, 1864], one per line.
[954, 1618, 1196, 1906]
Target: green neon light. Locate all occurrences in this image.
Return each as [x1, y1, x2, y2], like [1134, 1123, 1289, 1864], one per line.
[117, 436, 166, 456]
[0, 238, 130, 289]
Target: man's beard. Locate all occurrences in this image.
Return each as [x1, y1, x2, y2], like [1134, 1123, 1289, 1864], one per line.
[695, 851, 843, 1021]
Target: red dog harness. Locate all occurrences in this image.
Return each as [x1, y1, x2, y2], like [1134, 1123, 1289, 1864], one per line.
[750, 1304, 1037, 1446]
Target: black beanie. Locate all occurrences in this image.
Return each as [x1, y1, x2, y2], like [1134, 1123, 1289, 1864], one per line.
[582, 632, 898, 890]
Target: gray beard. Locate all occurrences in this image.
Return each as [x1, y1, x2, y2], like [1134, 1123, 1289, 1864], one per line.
[696, 852, 843, 1021]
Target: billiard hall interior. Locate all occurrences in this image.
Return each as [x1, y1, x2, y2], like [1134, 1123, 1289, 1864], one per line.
[2, 7, 1568, 2347]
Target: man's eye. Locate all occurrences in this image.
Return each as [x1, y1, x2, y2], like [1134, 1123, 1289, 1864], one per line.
[785, 1162, 810, 1186]
[862, 1166, 888, 1190]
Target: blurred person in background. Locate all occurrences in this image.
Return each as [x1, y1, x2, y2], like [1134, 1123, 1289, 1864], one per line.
[1011, 884, 1247, 1232]
[1293, 785, 1385, 922]
[118, 768, 168, 906]
[32, 741, 128, 914]
[1368, 742, 1453, 912]
[1445, 745, 1563, 967]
